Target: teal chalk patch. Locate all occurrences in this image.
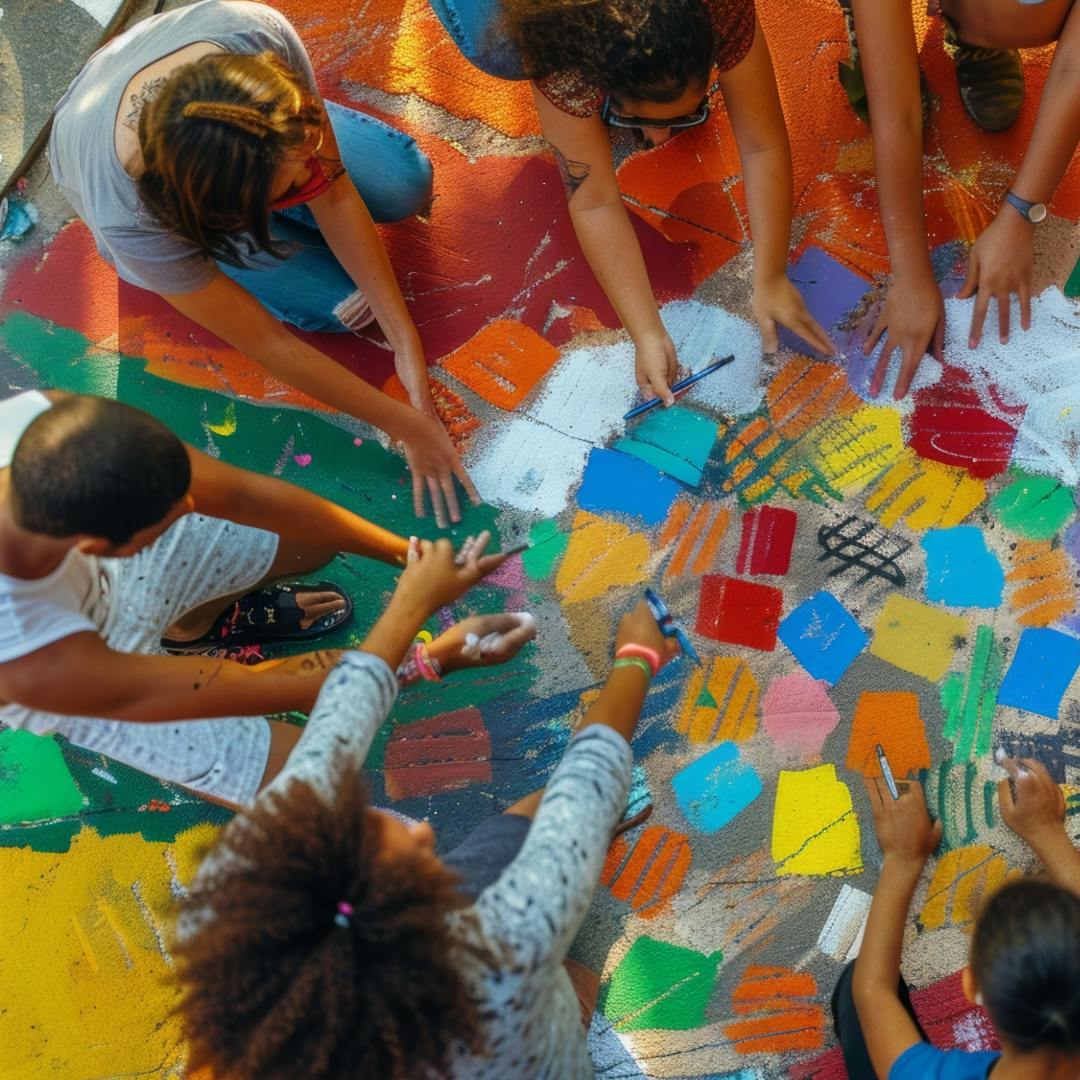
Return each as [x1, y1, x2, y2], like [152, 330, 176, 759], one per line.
[522, 519, 569, 580]
[921, 527, 1004, 608]
[613, 405, 718, 486]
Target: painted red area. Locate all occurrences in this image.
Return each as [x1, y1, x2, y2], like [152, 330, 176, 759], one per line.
[909, 971, 1001, 1053]
[601, 824, 692, 919]
[383, 708, 492, 800]
[695, 575, 784, 652]
[736, 506, 798, 576]
[786, 1047, 848, 1080]
[910, 367, 1021, 479]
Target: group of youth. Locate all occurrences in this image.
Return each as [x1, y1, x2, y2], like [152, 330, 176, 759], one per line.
[1, 0, 1078, 1076]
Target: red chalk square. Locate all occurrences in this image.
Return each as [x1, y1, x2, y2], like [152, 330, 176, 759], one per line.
[736, 506, 797, 576]
[384, 708, 492, 800]
[695, 575, 783, 652]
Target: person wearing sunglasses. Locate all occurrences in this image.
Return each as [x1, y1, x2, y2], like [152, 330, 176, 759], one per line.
[49, 0, 480, 528]
[428, 0, 835, 405]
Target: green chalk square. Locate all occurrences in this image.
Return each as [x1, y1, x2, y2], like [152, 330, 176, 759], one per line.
[0, 729, 84, 823]
[614, 406, 718, 485]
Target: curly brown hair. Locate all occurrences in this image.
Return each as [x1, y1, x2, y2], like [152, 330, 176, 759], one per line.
[502, 0, 715, 102]
[173, 769, 493, 1079]
[138, 51, 323, 267]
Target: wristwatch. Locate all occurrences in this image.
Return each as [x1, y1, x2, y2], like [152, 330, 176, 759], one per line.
[1004, 190, 1047, 223]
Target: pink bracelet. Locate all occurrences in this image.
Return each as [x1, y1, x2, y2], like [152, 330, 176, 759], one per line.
[615, 643, 661, 677]
[413, 642, 442, 682]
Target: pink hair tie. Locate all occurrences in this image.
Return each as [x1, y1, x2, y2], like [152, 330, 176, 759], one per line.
[614, 643, 661, 677]
[334, 901, 354, 928]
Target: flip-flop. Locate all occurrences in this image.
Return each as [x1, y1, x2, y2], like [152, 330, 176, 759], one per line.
[161, 581, 353, 653]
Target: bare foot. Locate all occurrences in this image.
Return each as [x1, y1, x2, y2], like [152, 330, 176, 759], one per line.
[164, 590, 346, 643]
[426, 613, 536, 675]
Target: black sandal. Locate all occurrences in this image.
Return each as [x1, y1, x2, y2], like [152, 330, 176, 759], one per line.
[162, 581, 353, 654]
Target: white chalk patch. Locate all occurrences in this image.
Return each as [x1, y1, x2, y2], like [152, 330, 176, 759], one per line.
[70, 0, 120, 25]
[858, 340, 945, 406]
[661, 300, 766, 417]
[817, 884, 872, 962]
[943, 288, 1080, 484]
[91, 767, 118, 784]
[586, 1015, 646, 1078]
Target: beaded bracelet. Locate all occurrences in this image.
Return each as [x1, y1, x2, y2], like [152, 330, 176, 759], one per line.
[613, 657, 653, 679]
[397, 639, 443, 686]
[614, 642, 661, 677]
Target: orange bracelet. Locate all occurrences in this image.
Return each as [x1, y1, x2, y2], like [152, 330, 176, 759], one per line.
[615, 643, 661, 677]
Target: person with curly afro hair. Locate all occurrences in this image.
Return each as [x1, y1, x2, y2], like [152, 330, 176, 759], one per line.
[427, 0, 836, 406]
[174, 543, 682, 1077]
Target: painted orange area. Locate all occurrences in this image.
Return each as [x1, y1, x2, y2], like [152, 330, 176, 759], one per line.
[555, 512, 651, 603]
[677, 658, 760, 744]
[438, 319, 560, 410]
[720, 416, 831, 505]
[725, 966, 826, 1054]
[846, 692, 931, 779]
[1006, 540, 1078, 627]
[920, 844, 1020, 929]
[864, 451, 987, 530]
[602, 824, 692, 919]
[870, 595, 968, 683]
[766, 358, 861, 441]
[381, 372, 482, 451]
[661, 500, 730, 577]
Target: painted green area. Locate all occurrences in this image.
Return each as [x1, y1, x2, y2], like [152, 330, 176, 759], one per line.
[929, 761, 979, 849]
[601, 936, 722, 1032]
[940, 625, 1003, 761]
[521, 518, 568, 581]
[1066, 254, 1080, 299]
[0, 729, 84, 824]
[990, 470, 1076, 541]
[696, 686, 719, 709]
[0, 737, 232, 852]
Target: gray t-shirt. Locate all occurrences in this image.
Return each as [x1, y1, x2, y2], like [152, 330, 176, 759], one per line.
[47, 0, 320, 295]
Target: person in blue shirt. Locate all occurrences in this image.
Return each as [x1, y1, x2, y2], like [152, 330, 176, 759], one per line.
[832, 755, 1080, 1080]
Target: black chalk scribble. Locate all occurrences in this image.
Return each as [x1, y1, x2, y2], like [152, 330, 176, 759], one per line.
[817, 515, 910, 586]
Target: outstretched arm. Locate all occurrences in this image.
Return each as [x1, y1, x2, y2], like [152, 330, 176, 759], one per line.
[718, 19, 833, 355]
[852, 777, 942, 1077]
[531, 87, 679, 404]
[850, 0, 945, 397]
[959, 3, 1080, 346]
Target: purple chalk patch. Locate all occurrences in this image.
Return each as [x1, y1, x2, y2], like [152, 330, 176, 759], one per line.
[779, 246, 871, 355]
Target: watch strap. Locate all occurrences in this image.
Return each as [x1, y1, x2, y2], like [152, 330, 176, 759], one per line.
[1004, 190, 1044, 223]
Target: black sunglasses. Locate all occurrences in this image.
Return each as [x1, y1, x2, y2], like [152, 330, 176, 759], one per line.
[600, 80, 719, 130]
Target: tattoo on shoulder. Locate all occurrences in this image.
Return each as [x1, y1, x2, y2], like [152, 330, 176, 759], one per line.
[123, 76, 169, 131]
[549, 143, 591, 200]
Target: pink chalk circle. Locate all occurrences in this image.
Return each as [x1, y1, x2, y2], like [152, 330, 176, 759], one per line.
[293, 454, 313, 467]
[353, 437, 364, 446]
[761, 673, 840, 758]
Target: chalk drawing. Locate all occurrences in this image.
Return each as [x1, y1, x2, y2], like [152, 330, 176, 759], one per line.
[919, 844, 1019, 930]
[816, 405, 905, 490]
[1006, 540, 1078, 627]
[659, 498, 730, 577]
[816, 884, 871, 962]
[676, 658, 760, 744]
[695, 575, 784, 652]
[772, 766, 863, 877]
[0, 729, 84, 824]
[601, 936, 723, 1032]
[554, 512, 651, 604]
[672, 741, 763, 832]
[921, 527, 1004, 608]
[761, 673, 840, 758]
[766, 358, 860, 440]
[613, 405, 718, 487]
[941, 626, 1005, 761]
[736, 505, 797, 576]
[724, 966, 826, 1055]
[847, 692, 931, 779]
[777, 591, 868, 684]
[864, 451, 987, 530]
[991, 469, 1077, 541]
[869, 595, 968, 683]
[383, 708, 491, 799]
[816, 513, 910, 587]
[997, 627, 1080, 719]
[601, 825, 692, 920]
[576, 448, 681, 526]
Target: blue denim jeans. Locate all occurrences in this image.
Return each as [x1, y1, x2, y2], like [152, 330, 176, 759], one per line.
[220, 101, 433, 333]
[427, 0, 526, 78]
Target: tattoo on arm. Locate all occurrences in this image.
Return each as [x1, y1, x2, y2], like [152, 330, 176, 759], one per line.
[549, 143, 592, 201]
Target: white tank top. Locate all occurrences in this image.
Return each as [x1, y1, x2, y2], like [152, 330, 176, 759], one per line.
[0, 392, 108, 663]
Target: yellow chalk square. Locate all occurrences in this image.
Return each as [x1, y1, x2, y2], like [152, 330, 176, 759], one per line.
[771, 765, 862, 877]
[870, 595, 968, 682]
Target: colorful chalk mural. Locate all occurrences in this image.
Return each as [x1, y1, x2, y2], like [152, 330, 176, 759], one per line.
[1, 0, 1080, 1077]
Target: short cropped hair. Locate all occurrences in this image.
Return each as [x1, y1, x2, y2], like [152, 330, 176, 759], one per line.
[174, 770, 494, 1080]
[972, 879, 1080, 1053]
[10, 396, 191, 545]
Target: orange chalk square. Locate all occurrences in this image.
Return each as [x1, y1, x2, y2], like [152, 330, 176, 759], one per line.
[846, 692, 931, 780]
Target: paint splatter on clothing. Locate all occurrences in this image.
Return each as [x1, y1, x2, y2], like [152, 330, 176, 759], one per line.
[536, 0, 757, 117]
[186, 651, 633, 1076]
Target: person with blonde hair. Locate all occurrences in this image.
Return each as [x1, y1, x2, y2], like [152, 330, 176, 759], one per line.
[49, 0, 476, 527]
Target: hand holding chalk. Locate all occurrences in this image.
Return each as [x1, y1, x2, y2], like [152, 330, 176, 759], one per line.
[862, 775, 942, 870]
[624, 355, 736, 421]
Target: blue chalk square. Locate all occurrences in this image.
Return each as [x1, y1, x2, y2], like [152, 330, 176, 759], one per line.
[921, 527, 1003, 608]
[576, 447, 681, 526]
[672, 740, 762, 833]
[778, 246, 871, 354]
[997, 627, 1080, 720]
[778, 590, 868, 685]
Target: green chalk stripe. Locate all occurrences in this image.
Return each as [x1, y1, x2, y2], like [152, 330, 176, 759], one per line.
[941, 625, 1002, 762]
[1065, 254, 1080, 299]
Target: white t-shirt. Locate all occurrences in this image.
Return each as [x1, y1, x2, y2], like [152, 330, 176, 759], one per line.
[0, 392, 109, 664]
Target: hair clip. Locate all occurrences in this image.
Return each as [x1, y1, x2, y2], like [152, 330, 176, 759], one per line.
[334, 900, 354, 928]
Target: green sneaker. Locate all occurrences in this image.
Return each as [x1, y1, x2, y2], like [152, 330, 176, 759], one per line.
[943, 19, 1024, 132]
[837, 0, 932, 127]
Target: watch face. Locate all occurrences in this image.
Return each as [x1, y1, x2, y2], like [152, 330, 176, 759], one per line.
[1029, 202, 1048, 223]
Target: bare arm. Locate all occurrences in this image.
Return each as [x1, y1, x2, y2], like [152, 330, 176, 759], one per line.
[186, 444, 409, 565]
[850, 0, 945, 397]
[530, 86, 679, 403]
[718, 19, 833, 355]
[852, 778, 943, 1077]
